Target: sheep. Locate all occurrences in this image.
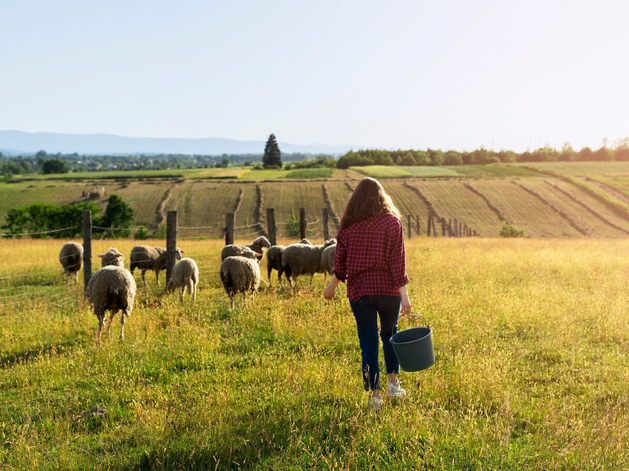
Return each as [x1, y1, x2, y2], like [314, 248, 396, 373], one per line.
[129, 245, 184, 286]
[281, 239, 337, 288]
[319, 239, 337, 282]
[87, 249, 137, 345]
[59, 242, 83, 284]
[266, 245, 286, 285]
[167, 258, 199, 303]
[220, 255, 261, 309]
[98, 248, 125, 268]
[220, 236, 271, 261]
[266, 239, 313, 286]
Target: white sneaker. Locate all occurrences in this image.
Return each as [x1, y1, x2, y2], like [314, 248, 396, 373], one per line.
[368, 396, 383, 412]
[387, 382, 407, 398]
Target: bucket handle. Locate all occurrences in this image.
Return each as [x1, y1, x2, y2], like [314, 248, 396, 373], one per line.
[402, 311, 430, 329]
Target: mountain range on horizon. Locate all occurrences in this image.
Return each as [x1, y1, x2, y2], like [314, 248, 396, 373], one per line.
[0, 130, 356, 156]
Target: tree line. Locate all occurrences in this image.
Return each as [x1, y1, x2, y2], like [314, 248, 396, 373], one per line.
[336, 143, 629, 169]
[0, 147, 337, 177]
[2, 195, 135, 238]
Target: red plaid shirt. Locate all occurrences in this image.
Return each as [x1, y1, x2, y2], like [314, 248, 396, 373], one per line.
[333, 213, 409, 302]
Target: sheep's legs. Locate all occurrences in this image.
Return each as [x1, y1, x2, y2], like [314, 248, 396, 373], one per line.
[96, 314, 105, 345]
[155, 270, 161, 286]
[119, 312, 127, 341]
[179, 287, 184, 303]
[104, 312, 117, 338]
[186, 279, 196, 302]
[141, 271, 148, 287]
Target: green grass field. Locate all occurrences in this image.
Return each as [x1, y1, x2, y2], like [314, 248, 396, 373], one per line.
[519, 161, 629, 176]
[1, 238, 628, 469]
[354, 164, 540, 179]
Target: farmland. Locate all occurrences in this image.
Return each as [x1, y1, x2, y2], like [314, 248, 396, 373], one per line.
[5, 162, 629, 239]
[1, 238, 629, 469]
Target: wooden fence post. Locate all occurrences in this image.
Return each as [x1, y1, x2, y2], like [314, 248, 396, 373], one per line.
[416, 215, 420, 236]
[166, 211, 178, 284]
[408, 214, 412, 239]
[83, 210, 92, 294]
[299, 208, 307, 240]
[453, 218, 458, 237]
[266, 208, 276, 245]
[427, 215, 432, 237]
[431, 216, 437, 237]
[459, 222, 463, 238]
[448, 219, 452, 237]
[322, 208, 330, 241]
[225, 213, 234, 245]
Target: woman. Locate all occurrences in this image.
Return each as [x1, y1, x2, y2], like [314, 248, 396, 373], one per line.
[324, 177, 412, 411]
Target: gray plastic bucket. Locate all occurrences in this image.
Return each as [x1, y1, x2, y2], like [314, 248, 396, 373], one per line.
[390, 315, 434, 372]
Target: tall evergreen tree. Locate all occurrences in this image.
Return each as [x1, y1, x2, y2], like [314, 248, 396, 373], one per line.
[263, 134, 282, 168]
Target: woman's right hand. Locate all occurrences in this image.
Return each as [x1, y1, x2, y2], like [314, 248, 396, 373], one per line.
[399, 284, 412, 315]
[323, 283, 336, 300]
[324, 274, 341, 300]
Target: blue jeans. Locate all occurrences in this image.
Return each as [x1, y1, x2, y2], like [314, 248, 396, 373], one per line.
[349, 295, 401, 391]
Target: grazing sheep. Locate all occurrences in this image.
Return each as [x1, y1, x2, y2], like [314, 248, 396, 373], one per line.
[220, 255, 261, 309]
[59, 242, 83, 284]
[167, 258, 199, 303]
[87, 249, 137, 345]
[130, 245, 183, 286]
[220, 236, 271, 261]
[282, 239, 337, 288]
[98, 248, 125, 268]
[238, 247, 263, 262]
[266, 239, 313, 285]
[266, 245, 286, 285]
[320, 240, 337, 282]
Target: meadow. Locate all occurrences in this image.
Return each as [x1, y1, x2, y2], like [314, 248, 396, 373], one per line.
[1, 237, 629, 470]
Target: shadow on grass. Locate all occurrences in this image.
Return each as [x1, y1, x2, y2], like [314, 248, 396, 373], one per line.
[0, 337, 84, 369]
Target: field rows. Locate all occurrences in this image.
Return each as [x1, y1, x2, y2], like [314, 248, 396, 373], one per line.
[7, 164, 629, 238]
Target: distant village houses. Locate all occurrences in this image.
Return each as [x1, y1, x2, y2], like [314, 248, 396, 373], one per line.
[86, 161, 102, 171]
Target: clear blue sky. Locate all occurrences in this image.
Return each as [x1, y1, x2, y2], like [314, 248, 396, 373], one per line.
[1, 0, 628, 152]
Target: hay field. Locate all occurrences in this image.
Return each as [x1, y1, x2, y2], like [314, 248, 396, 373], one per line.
[1, 238, 628, 469]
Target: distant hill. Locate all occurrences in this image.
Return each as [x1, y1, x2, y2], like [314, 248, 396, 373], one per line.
[0, 130, 355, 156]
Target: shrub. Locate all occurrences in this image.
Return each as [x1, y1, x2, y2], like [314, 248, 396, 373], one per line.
[499, 222, 526, 238]
[134, 226, 150, 240]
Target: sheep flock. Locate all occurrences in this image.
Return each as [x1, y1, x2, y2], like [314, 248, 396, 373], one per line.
[57, 235, 339, 343]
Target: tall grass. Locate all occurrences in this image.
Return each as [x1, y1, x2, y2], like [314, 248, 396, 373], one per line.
[1, 239, 629, 469]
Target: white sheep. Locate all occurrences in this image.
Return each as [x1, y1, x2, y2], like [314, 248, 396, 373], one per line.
[167, 258, 199, 303]
[319, 239, 337, 282]
[87, 248, 137, 345]
[220, 236, 271, 261]
[130, 245, 183, 286]
[59, 242, 83, 284]
[281, 239, 337, 288]
[219, 255, 261, 309]
[266, 239, 312, 285]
